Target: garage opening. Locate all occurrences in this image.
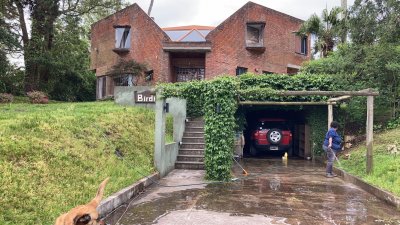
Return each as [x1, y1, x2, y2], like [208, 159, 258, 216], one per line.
[241, 107, 311, 158]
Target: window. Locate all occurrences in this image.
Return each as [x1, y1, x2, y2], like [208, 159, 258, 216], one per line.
[262, 71, 274, 75]
[113, 74, 136, 86]
[176, 68, 205, 82]
[236, 67, 248, 76]
[295, 35, 308, 55]
[246, 23, 265, 47]
[145, 70, 154, 82]
[257, 121, 290, 130]
[115, 26, 131, 49]
[301, 36, 308, 55]
[97, 76, 107, 99]
[287, 67, 299, 75]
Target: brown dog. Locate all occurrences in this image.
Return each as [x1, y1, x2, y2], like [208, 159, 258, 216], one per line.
[55, 178, 109, 225]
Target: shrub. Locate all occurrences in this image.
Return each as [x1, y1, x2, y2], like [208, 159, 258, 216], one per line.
[27, 91, 48, 104]
[0, 93, 14, 103]
[386, 117, 400, 129]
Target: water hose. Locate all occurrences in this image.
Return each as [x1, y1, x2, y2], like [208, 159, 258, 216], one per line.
[331, 149, 342, 167]
[232, 156, 248, 176]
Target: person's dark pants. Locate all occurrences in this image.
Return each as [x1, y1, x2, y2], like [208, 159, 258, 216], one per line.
[323, 145, 337, 174]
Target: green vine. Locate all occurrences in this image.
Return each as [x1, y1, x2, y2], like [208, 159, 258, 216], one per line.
[306, 107, 328, 156]
[203, 77, 238, 180]
[158, 73, 343, 180]
[160, 81, 205, 117]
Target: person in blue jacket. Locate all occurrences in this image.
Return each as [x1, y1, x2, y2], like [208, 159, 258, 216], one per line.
[323, 121, 342, 178]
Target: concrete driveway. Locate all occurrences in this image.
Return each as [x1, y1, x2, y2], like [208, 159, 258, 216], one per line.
[105, 158, 400, 225]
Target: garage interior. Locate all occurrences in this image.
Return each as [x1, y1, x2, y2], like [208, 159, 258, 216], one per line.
[241, 106, 311, 159]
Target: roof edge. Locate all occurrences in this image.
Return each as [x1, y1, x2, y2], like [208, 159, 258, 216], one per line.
[206, 1, 304, 40]
[91, 3, 171, 41]
[162, 25, 215, 31]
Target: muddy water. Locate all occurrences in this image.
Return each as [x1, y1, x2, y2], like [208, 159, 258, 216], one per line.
[105, 159, 400, 225]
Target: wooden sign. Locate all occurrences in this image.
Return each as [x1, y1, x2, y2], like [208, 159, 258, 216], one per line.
[134, 90, 156, 103]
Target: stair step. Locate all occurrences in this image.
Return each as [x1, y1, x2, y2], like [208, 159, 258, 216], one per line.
[186, 121, 205, 127]
[181, 143, 205, 149]
[182, 137, 205, 143]
[179, 149, 205, 155]
[185, 127, 205, 132]
[183, 132, 205, 138]
[175, 161, 205, 170]
[177, 155, 205, 162]
[186, 117, 204, 122]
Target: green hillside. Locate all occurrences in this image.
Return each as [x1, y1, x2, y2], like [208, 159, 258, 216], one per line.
[339, 128, 400, 196]
[0, 102, 166, 225]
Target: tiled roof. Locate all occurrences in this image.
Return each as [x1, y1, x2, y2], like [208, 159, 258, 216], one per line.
[162, 25, 215, 42]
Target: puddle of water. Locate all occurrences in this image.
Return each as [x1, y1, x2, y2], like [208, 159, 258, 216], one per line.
[154, 209, 291, 225]
[105, 159, 400, 225]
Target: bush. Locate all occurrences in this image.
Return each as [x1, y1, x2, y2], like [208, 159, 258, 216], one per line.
[0, 93, 14, 103]
[0, 65, 25, 96]
[49, 71, 96, 102]
[386, 117, 400, 129]
[27, 91, 48, 104]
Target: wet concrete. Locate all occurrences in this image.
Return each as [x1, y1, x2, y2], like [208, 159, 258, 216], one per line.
[104, 158, 400, 225]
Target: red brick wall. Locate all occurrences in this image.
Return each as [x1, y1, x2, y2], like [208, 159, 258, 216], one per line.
[91, 2, 311, 98]
[205, 2, 310, 79]
[90, 3, 171, 87]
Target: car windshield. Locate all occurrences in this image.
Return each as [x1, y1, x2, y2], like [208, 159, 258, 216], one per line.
[257, 121, 289, 130]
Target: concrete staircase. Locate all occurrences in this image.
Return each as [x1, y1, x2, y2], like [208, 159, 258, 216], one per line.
[175, 117, 205, 170]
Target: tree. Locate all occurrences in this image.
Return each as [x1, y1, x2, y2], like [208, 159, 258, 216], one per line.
[297, 7, 344, 57]
[46, 15, 97, 101]
[2, 0, 123, 93]
[348, 0, 400, 45]
[302, 43, 400, 118]
[301, 0, 400, 123]
[0, 10, 23, 94]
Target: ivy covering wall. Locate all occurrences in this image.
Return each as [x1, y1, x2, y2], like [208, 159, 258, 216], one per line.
[161, 76, 239, 180]
[306, 106, 328, 156]
[202, 78, 238, 180]
[159, 73, 343, 181]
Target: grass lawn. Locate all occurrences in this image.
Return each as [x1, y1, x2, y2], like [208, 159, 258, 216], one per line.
[0, 102, 171, 225]
[338, 128, 400, 196]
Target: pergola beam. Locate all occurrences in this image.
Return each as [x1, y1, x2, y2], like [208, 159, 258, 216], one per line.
[273, 90, 379, 96]
[328, 95, 351, 102]
[239, 101, 337, 106]
[328, 104, 333, 129]
[238, 88, 378, 174]
[366, 96, 374, 174]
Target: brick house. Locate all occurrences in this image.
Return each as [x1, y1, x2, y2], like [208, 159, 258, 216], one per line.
[90, 1, 310, 99]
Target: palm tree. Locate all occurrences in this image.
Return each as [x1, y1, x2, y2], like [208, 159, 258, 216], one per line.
[297, 7, 344, 58]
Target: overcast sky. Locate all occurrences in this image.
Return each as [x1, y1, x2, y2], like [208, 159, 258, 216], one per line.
[129, 0, 355, 28]
[10, 0, 355, 65]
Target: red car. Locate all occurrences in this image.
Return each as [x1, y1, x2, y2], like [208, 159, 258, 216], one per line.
[249, 118, 293, 156]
